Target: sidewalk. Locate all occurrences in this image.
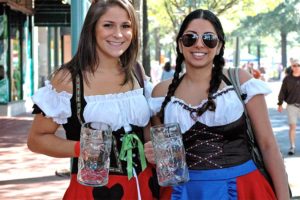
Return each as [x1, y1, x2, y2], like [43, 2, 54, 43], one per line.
[0, 81, 299, 199]
[268, 107, 300, 199]
[266, 81, 300, 199]
[0, 114, 70, 200]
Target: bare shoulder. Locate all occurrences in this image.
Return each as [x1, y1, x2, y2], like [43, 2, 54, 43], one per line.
[152, 79, 172, 97]
[50, 68, 73, 93]
[237, 68, 252, 84]
[224, 68, 252, 85]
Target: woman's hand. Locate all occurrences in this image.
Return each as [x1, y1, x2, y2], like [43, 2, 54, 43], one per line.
[144, 141, 156, 164]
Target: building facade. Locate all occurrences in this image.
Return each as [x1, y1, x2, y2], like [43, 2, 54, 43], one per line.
[0, 0, 33, 116]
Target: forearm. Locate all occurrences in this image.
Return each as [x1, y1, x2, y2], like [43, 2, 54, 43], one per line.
[28, 132, 77, 158]
[261, 145, 289, 200]
[27, 114, 78, 158]
[246, 96, 289, 199]
[278, 80, 287, 105]
[278, 89, 285, 106]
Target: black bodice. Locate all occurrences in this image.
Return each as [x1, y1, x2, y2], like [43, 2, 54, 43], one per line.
[182, 114, 251, 170]
[64, 72, 146, 175]
[33, 72, 146, 176]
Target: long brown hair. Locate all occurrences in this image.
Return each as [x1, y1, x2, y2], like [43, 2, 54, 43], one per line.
[58, 0, 139, 85]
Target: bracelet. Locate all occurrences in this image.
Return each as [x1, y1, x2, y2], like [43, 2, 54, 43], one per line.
[74, 141, 80, 157]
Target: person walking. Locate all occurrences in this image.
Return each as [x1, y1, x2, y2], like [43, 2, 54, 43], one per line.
[161, 61, 175, 81]
[145, 9, 289, 199]
[27, 1, 163, 199]
[284, 57, 294, 76]
[278, 58, 300, 156]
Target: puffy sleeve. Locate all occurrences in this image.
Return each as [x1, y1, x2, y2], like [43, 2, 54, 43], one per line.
[148, 96, 164, 116]
[31, 81, 72, 124]
[144, 80, 154, 99]
[240, 78, 272, 104]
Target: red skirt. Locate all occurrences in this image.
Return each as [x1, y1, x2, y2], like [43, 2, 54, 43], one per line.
[63, 165, 172, 200]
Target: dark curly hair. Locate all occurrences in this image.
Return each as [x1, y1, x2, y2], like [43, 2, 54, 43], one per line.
[158, 9, 226, 122]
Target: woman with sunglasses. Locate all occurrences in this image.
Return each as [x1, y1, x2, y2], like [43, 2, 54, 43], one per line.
[278, 58, 300, 156]
[27, 1, 164, 199]
[145, 9, 289, 199]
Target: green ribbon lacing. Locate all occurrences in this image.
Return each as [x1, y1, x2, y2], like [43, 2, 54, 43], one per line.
[119, 132, 147, 180]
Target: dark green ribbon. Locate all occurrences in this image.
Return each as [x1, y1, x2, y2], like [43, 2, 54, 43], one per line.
[119, 132, 147, 180]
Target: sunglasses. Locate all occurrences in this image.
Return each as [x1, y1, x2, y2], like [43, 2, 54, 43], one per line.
[292, 64, 300, 68]
[180, 32, 219, 48]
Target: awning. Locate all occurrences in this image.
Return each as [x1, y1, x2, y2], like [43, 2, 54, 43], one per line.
[0, 0, 33, 15]
[34, 0, 70, 27]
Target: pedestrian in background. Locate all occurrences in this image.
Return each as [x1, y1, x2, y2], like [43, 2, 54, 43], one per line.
[284, 57, 294, 76]
[247, 62, 261, 79]
[161, 61, 175, 81]
[278, 58, 300, 156]
[145, 9, 289, 199]
[27, 0, 163, 199]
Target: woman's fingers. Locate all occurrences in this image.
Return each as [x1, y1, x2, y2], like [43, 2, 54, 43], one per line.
[144, 141, 155, 164]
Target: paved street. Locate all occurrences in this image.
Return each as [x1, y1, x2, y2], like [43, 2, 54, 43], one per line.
[0, 115, 69, 200]
[265, 81, 300, 199]
[0, 80, 299, 199]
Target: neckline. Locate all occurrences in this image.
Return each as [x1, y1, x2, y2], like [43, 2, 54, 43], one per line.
[171, 85, 234, 108]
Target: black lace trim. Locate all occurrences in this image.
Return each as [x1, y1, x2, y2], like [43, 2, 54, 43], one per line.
[173, 87, 235, 121]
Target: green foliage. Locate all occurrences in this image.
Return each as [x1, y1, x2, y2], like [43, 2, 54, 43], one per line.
[146, 0, 299, 65]
[148, 0, 282, 37]
[234, 0, 300, 37]
[147, 0, 250, 61]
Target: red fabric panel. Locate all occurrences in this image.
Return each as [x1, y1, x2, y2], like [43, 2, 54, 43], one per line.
[63, 166, 167, 200]
[237, 169, 277, 200]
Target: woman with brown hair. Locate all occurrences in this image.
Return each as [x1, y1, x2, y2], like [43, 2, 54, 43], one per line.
[27, 1, 162, 199]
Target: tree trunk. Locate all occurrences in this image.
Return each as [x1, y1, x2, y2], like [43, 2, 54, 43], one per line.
[248, 43, 251, 54]
[256, 43, 261, 68]
[142, 0, 150, 76]
[281, 31, 287, 68]
[154, 28, 160, 63]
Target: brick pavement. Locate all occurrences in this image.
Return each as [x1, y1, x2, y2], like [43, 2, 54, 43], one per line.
[0, 114, 69, 200]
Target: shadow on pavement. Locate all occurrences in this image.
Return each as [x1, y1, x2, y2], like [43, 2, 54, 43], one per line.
[0, 175, 68, 185]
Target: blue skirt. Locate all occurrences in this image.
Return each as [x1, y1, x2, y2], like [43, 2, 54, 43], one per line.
[171, 160, 276, 200]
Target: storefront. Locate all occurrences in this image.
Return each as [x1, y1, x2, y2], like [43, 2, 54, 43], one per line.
[0, 0, 71, 116]
[33, 0, 71, 89]
[0, 1, 33, 116]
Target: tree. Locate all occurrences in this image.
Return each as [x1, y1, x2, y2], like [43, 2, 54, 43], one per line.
[163, 0, 240, 36]
[142, 0, 151, 76]
[235, 0, 300, 68]
[147, 0, 255, 67]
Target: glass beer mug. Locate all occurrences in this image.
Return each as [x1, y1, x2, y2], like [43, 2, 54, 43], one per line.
[150, 123, 189, 186]
[77, 122, 112, 187]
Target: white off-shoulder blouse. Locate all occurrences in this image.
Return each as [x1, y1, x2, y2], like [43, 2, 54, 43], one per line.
[148, 78, 271, 133]
[32, 80, 153, 132]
